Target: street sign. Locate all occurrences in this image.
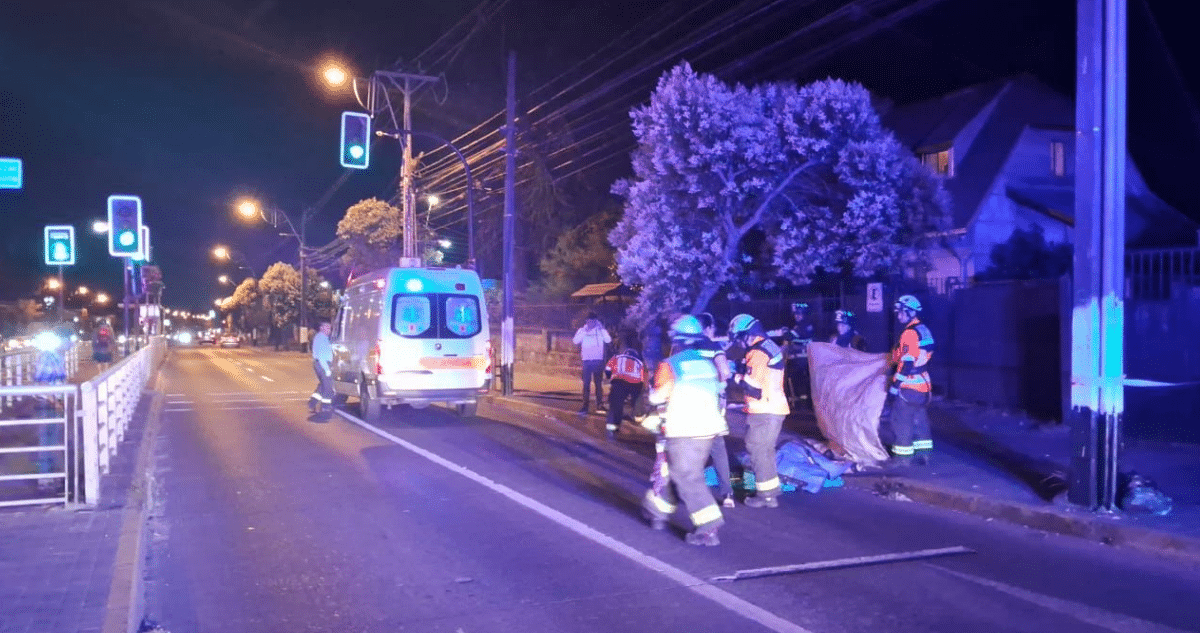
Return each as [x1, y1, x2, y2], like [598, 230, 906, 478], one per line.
[866, 282, 884, 312]
[0, 158, 22, 189]
[44, 225, 76, 266]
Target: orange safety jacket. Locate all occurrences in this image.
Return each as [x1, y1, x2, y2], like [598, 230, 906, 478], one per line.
[740, 336, 790, 416]
[605, 352, 646, 384]
[890, 318, 935, 394]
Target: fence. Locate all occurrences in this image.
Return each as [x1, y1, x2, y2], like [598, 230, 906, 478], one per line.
[1127, 246, 1200, 300]
[0, 337, 165, 507]
[1, 341, 85, 390]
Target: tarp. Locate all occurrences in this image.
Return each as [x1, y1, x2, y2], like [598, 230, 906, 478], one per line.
[808, 342, 891, 466]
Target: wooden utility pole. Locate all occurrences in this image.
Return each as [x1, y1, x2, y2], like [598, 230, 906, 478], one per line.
[502, 51, 517, 396]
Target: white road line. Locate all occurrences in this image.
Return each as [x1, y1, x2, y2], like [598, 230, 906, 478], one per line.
[930, 565, 1189, 633]
[260, 375, 274, 382]
[163, 405, 299, 412]
[336, 408, 814, 633]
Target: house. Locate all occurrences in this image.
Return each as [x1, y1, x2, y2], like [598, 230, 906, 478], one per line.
[880, 74, 1197, 292]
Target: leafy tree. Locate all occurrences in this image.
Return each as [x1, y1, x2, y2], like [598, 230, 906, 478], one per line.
[258, 262, 301, 329]
[976, 225, 1072, 281]
[336, 198, 403, 276]
[302, 269, 337, 322]
[533, 207, 619, 301]
[611, 63, 950, 324]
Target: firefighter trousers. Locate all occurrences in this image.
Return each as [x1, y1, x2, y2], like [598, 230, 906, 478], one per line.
[643, 436, 724, 534]
[889, 389, 932, 457]
[311, 360, 335, 412]
[744, 413, 785, 498]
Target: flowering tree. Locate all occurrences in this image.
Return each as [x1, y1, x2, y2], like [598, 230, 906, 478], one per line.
[258, 262, 301, 329]
[336, 198, 403, 275]
[611, 63, 950, 323]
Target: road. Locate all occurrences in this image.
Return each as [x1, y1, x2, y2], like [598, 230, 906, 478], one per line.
[142, 347, 1200, 633]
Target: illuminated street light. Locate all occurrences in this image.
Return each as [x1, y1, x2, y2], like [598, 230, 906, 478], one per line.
[322, 63, 348, 87]
[237, 199, 260, 219]
[77, 286, 89, 295]
[46, 277, 61, 290]
[218, 275, 230, 285]
[95, 293, 110, 304]
[212, 245, 230, 260]
[438, 238, 452, 249]
[427, 194, 439, 208]
[92, 220, 109, 234]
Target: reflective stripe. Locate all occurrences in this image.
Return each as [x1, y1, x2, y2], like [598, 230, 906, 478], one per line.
[690, 503, 723, 527]
[606, 423, 619, 432]
[892, 445, 914, 456]
[646, 490, 676, 514]
[756, 476, 781, 493]
[913, 439, 934, 450]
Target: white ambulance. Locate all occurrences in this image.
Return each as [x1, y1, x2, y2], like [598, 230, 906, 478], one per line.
[329, 264, 492, 421]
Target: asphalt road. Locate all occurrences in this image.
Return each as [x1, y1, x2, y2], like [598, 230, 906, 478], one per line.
[142, 347, 1200, 633]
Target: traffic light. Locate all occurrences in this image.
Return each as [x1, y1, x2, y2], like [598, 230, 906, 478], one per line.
[107, 195, 143, 257]
[44, 225, 75, 266]
[340, 111, 371, 169]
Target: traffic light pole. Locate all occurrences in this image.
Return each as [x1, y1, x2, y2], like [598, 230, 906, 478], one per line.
[122, 258, 131, 355]
[57, 266, 64, 322]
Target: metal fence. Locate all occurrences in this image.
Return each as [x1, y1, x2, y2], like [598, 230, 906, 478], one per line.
[0, 337, 164, 507]
[1127, 246, 1200, 300]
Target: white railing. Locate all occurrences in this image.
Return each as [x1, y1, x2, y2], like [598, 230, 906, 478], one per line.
[79, 337, 165, 504]
[0, 341, 85, 390]
[0, 338, 164, 507]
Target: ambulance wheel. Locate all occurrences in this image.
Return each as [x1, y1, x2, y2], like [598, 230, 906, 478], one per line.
[456, 402, 478, 418]
[360, 380, 381, 423]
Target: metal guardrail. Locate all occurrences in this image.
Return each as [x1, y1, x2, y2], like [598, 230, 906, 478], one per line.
[0, 341, 84, 390]
[0, 338, 165, 507]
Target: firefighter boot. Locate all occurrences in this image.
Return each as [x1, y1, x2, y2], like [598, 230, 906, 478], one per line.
[743, 494, 779, 509]
[685, 529, 720, 546]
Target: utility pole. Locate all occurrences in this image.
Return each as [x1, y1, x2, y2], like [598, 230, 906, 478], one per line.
[367, 71, 440, 260]
[502, 51, 517, 396]
[1069, 0, 1127, 510]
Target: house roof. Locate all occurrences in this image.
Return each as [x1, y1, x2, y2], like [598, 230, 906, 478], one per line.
[570, 282, 633, 298]
[883, 75, 1074, 230]
[1008, 187, 1199, 248]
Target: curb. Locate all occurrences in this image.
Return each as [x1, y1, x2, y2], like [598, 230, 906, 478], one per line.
[842, 473, 1200, 565]
[483, 390, 1200, 565]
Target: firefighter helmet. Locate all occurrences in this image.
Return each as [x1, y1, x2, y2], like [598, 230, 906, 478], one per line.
[791, 302, 809, 314]
[670, 315, 704, 341]
[834, 310, 856, 326]
[728, 313, 763, 340]
[894, 295, 922, 314]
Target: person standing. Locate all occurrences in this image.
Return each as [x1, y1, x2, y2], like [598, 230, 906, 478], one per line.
[573, 312, 612, 413]
[829, 310, 867, 351]
[729, 313, 790, 508]
[768, 302, 816, 406]
[309, 320, 335, 418]
[641, 315, 728, 546]
[696, 313, 735, 508]
[91, 324, 114, 371]
[603, 341, 646, 439]
[888, 295, 936, 466]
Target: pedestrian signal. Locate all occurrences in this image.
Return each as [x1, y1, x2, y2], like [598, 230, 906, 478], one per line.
[44, 225, 75, 266]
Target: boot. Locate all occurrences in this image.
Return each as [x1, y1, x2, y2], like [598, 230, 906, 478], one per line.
[914, 452, 932, 466]
[641, 508, 667, 531]
[744, 494, 779, 509]
[685, 530, 720, 546]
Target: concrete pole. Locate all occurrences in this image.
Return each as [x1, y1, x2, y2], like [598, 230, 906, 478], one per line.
[402, 79, 416, 260]
[502, 51, 517, 396]
[1069, 0, 1127, 511]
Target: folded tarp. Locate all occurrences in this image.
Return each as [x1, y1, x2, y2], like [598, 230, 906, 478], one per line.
[808, 342, 891, 466]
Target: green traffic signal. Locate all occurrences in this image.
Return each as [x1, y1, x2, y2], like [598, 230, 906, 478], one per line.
[340, 111, 370, 169]
[107, 195, 143, 257]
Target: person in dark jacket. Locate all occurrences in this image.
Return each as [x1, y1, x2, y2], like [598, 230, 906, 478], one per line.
[829, 310, 866, 351]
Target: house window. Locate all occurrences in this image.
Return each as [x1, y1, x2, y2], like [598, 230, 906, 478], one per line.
[1050, 141, 1065, 177]
[920, 148, 954, 177]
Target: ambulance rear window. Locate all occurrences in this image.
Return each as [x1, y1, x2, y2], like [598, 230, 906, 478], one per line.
[392, 293, 481, 339]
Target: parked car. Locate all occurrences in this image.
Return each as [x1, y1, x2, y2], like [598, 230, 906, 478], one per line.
[219, 334, 241, 348]
[198, 331, 217, 345]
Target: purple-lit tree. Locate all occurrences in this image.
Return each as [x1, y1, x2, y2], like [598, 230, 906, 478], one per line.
[611, 63, 949, 323]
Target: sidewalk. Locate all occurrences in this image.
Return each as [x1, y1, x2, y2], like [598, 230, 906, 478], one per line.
[483, 368, 1200, 563]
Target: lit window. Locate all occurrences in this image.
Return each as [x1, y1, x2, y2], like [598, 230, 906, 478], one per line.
[1050, 141, 1065, 177]
[920, 148, 954, 177]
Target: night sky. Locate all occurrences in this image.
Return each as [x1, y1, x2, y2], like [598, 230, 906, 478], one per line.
[2, 0, 1197, 311]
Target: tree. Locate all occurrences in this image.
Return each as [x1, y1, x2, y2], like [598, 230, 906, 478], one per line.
[258, 262, 301, 330]
[976, 225, 1072, 281]
[229, 277, 261, 332]
[302, 269, 337, 323]
[336, 198, 403, 276]
[533, 207, 619, 301]
[610, 63, 950, 324]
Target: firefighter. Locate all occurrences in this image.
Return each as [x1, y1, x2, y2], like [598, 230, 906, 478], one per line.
[830, 310, 866, 351]
[696, 313, 735, 508]
[641, 315, 728, 546]
[603, 342, 646, 439]
[768, 302, 815, 406]
[728, 313, 790, 508]
[888, 295, 935, 466]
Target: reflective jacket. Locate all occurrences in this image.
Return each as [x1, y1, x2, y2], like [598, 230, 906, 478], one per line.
[605, 350, 646, 384]
[890, 318, 935, 394]
[649, 348, 728, 438]
[739, 336, 790, 415]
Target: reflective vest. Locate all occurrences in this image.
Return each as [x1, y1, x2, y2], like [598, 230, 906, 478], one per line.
[891, 318, 935, 394]
[605, 352, 645, 384]
[742, 336, 790, 415]
[650, 348, 728, 438]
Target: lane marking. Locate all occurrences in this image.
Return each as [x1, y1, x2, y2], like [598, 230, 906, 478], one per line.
[260, 375, 275, 382]
[930, 565, 1190, 633]
[335, 408, 814, 633]
[163, 405, 299, 412]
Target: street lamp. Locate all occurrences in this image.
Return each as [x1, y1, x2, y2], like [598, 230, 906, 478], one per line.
[212, 245, 230, 260]
[218, 275, 230, 285]
[92, 220, 108, 234]
[95, 293, 110, 305]
[234, 197, 312, 331]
